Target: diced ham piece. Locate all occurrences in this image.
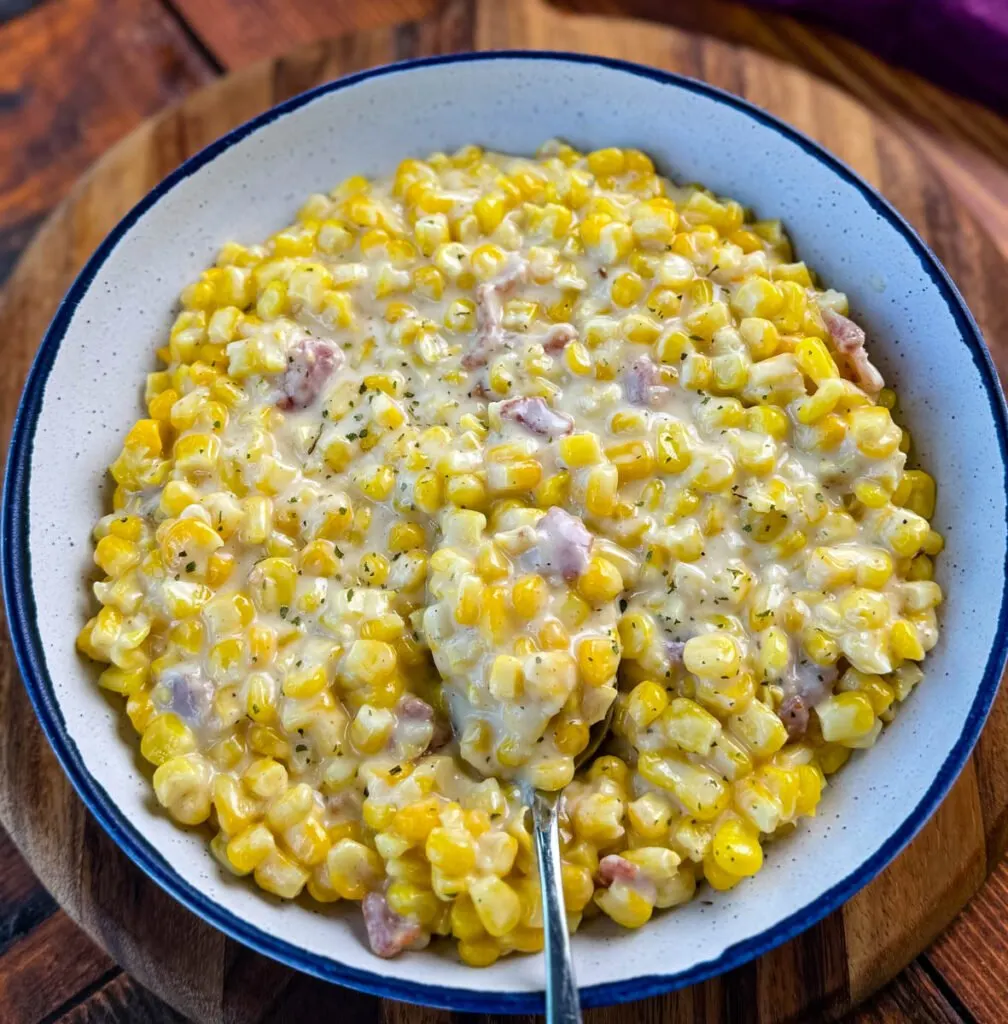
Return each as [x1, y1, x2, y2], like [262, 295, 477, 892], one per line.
[623, 355, 667, 407]
[778, 694, 810, 743]
[277, 335, 343, 410]
[462, 256, 528, 370]
[666, 640, 687, 666]
[391, 695, 436, 758]
[525, 507, 593, 582]
[598, 855, 658, 903]
[821, 308, 884, 396]
[158, 669, 213, 726]
[543, 323, 578, 354]
[392, 694, 452, 755]
[777, 656, 839, 741]
[499, 396, 574, 438]
[397, 694, 434, 724]
[598, 854, 640, 885]
[362, 892, 425, 958]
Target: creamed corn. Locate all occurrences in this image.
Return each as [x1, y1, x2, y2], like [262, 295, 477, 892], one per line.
[80, 141, 943, 963]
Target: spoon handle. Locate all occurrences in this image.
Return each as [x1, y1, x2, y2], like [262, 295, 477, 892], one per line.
[530, 790, 582, 1024]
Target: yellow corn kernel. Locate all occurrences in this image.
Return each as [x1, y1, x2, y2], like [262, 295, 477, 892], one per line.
[446, 472, 489, 509]
[409, 470, 441, 512]
[585, 463, 619, 516]
[458, 938, 500, 968]
[243, 757, 289, 800]
[595, 884, 653, 929]
[297, 539, 340, 577]
[795, 336, 839, 383]
[683, 634, 740, 679]
[389, 521, 425, 553]
[730, 277, 783, 319]
[487, 459, 542, 495]
[248, 557, 296, 613]
[661, 698, 722, 755]
[226, 823, 276, 875]
[606, 439, 655, 482]
[282, 659, 328, 699]
[240, 495, 273, 545]
[386, 881, 440, 927]
[712, 818, 763, 877]
[93, 534, 141, 578]
[454, 573, 483, 626]
[426, 828, 477, 876]
[816, 691, 876, 744]
[587, 147, 626, 175]
[538, 618, 569, 651]
[625, 680, 669, 730]
[656, 422, 692, 474]
[611, 272, 645, 308]
[326, 838, 384, 900]
[512, 574, 548, 618]
[901, 470, 936, 519]
[558, 432, 604, 468]
[755, 625, 789, 680]
[474, 192, 507, 233]
[358, 551, 390, 587]
[97, 657, 149, 696]
[638, 753, 729, 820]
[350, 704, 395, 753]
[618, 611, 655, 659]
[702, 852, 743, 892]
[563, 341, 592, 376]
[890, 618, 925, 661]
[627, 792, 675, 842]
[881, 509, 930, 558]
[578, 556, 623, 603]
[392, 796, 442, 843]
[577, 636, 620, 687]
[356, 465, 395, 502]
[728, 699, 789, 759]
[468, 875, 522, 937]
[343, 639, 396, 685]
[691, 451, 735, 493]
[140, 713, 196, 766]
[248, 724, 290, 760]
[847, 407, 901, 458]
[802, 627, 840, 666]
[153, 753, 212, 825]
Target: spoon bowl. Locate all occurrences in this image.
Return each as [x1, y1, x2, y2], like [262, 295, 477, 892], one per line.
[523, 699, 618, 1024]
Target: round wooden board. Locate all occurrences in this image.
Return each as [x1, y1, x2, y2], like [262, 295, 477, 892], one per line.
[2, 0, 1007, 1021]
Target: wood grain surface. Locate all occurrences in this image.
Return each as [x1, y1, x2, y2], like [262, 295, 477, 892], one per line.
[2, 0, 1008, 1022]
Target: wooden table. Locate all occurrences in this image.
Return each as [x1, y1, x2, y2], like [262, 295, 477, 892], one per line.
[1, 1, 1008, 1021]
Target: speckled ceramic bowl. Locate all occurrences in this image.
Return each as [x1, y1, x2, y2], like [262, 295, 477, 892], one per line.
[4, 52, 1007, 1013]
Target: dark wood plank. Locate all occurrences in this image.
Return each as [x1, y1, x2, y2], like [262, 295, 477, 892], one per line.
[0, 828, 57, 958]
[846, 960, 969, 1024]
[0, 0, 215, 265]
[927, 859, 1008, 1024]
[0, 911, 114, 1023]
[166, 0, 439, 68]
[50, 973, 188, 1024]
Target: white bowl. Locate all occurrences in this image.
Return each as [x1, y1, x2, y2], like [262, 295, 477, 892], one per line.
[4, 51, 1007, 1013]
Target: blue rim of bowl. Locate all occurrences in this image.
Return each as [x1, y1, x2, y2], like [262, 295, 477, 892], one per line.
[3, 50, 1007, 1014]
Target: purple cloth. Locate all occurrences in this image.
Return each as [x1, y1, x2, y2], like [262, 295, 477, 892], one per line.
[749, 0, 1008, 113]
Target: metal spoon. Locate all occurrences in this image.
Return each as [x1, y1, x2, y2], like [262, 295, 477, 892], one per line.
[523, 702, 616, 1024]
